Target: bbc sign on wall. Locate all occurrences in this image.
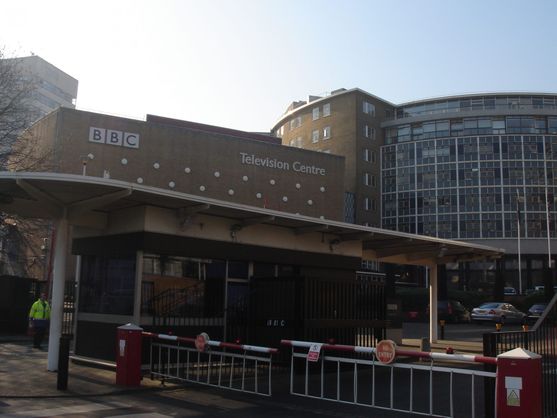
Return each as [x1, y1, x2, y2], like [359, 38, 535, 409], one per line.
[89, 127, 140, 149]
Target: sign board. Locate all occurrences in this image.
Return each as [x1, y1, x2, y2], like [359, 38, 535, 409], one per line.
[89, 127, 140, 149]
[505, 376, 522, 407]
[307, 343, 322, 362]
[375, 339, 397, 364]
[195, 332, 210, 352]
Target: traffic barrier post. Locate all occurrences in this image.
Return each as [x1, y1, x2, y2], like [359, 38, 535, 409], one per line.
[116, 323, 143, 386]
[496, 347, 542, 418]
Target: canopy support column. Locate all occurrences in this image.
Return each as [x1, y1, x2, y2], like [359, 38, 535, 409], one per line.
[47, 215, 68, 371]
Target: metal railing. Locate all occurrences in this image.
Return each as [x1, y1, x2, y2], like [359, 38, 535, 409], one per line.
[282, 340, 496, 418]
[143, 332, 277, 396]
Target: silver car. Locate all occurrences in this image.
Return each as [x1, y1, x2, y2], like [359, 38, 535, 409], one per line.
[471, 302, 526, 324]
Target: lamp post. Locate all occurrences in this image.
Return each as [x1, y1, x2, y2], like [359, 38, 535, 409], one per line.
[516, 189, 523, 295]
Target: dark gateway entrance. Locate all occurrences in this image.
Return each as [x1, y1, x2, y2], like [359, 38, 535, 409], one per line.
[228, 275, 386, 360]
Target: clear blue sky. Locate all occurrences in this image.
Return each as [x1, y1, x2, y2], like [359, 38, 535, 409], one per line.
[2, 0, 557, 131]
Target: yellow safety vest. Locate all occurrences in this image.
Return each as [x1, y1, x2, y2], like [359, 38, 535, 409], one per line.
[29, 299, 51, 320]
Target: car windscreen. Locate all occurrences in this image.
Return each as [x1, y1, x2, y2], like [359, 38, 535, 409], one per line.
[479, 303, 501, 309]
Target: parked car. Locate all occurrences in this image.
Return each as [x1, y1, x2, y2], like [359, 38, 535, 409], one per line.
[427, 300, 471, 323]
[527, 303, 547, 322]
[504, 287, 517, 295]
[471, 302, 526, 324]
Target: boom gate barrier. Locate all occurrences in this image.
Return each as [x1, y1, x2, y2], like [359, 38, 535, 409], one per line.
[281, 340, 542, 418]
[116, 325, 542, 417]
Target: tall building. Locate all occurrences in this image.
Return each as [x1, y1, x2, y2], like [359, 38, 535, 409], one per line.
[12, 54, 78, 121]
[273, 90, 557, 291]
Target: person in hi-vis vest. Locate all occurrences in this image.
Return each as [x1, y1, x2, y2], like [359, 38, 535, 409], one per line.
[28, 293, 51, 349]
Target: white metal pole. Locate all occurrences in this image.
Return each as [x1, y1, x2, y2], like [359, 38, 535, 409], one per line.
[545, 185, 552, 269]
[517, 189, 522, 295]
[429, 264, 438, 343]
[47, 216, 68, 371]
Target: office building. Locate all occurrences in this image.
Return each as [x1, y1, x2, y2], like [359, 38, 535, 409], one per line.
[273, 90, 557, 291]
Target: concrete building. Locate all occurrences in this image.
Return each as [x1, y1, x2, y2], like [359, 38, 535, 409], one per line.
[11, 55, 78, 121]
[273, 90, 557, 292]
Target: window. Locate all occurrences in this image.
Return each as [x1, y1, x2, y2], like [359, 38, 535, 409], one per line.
[323, 103, 331, 117]
[289, 116, 302, 130]
[364, 149, 376, 163]
[364, 173, 376, 187]
[323, 126, 331, 139]
[289, 137, 303, 148]
[364, 125, 376, 139]
[365, 198, 377, 211]
[363, 101, 376, 116]
[312, 130, 319, 143]
[312, 107, 320, 120]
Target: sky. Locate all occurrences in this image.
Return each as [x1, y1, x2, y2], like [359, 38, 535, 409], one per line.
[2, 0, 557, 132]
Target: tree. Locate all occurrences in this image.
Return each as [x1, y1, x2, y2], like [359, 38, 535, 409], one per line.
[0, 47, 53, 280]
[0, 48, 36, 168]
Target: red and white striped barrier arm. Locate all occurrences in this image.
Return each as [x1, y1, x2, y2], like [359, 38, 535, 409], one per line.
[280, 340, 497, 365]
[143, 332, 278, 354]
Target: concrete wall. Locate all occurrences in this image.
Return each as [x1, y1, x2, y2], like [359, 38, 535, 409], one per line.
[27, 108, 346, 220]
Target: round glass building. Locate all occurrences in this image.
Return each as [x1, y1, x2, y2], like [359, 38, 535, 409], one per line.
[381, 93, 557, 290]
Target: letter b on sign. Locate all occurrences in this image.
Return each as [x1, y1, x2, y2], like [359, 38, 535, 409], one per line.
[89, 127, 106, 144]
[107, 130, 123, 146]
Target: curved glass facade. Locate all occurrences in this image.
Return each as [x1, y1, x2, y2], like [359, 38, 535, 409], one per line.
[386, 115, 557, 144]
[390, 95, 557, 120]
[381, 134, 557, 239]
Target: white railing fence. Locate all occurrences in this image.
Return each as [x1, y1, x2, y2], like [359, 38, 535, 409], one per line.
[281, 340, 497, 418]
[143, 332, 277, 396]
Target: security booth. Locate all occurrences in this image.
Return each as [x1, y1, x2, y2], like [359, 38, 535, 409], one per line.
[0, 108, 504, 367]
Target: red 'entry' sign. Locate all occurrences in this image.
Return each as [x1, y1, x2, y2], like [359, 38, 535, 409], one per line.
[376, 340, 396, 364]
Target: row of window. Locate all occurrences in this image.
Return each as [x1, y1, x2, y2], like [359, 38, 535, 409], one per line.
[280, 102, 332, 136]
[383, 163, 557, 191]
[383, 187, 557, 216]
[383, 212, 557, 239]
[382, 136, 557, 170]
[390, 95, 557, 121]
[312, 103, 331, 120]
[282, 100, 376, 138]
[288, 126, 331, 147]
[386, 117, 557, 144]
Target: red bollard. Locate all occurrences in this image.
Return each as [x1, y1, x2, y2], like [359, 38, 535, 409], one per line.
[116, 323, 143, 386]
[496, 348, 542, 418]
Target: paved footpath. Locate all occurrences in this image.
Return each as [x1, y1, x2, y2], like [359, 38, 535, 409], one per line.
[0, 341, 423, 418]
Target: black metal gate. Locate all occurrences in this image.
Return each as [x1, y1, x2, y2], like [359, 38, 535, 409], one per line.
[242, 275, 387, 363]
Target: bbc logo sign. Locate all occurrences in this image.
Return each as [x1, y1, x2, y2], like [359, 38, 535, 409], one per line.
[89, 127, 140, 149]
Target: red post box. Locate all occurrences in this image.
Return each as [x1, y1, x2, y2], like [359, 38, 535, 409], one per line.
[116, 323, 143, 386]
[496, 347, 542, 418]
